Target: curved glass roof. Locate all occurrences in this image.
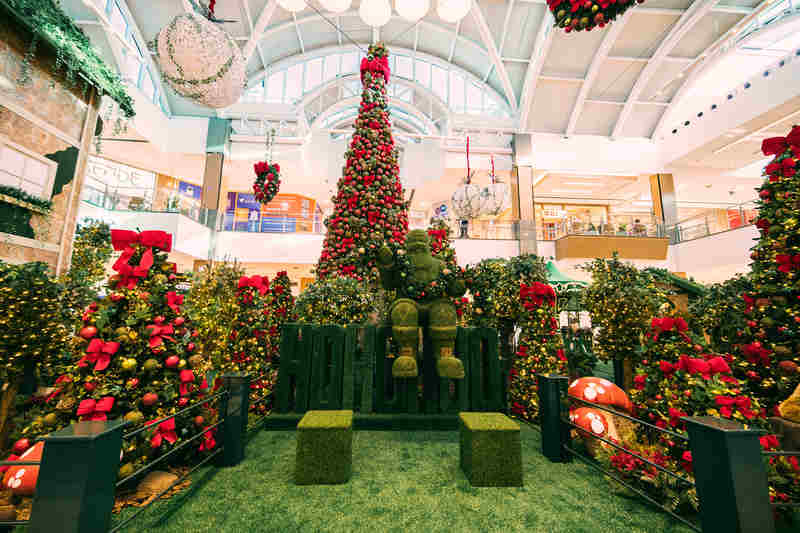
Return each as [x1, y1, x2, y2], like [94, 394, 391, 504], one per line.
[240, 46, 511, 119]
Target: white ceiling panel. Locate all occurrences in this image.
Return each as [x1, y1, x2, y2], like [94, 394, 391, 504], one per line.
[672, 12, 744, 58]
[588, 59, 645, 102]
[528, 80, 580, 132]
[610, 13, 679, 57]
[640, 60, 688, 101]
[573, 101, 623, 136]
[542, 27, 606, 78]
[619, 104, 666, 138]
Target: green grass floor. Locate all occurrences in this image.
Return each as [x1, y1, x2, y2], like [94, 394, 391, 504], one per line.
[111, 424, 707, 533]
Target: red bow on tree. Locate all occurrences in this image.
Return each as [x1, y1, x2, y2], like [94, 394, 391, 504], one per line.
[761, 125, 800, 155]
[199, 428, 217, 451]
[179, 369, 195, 396]
[146, 323, 175, 349]
[148, 418, 178, 449]
[78, 339, 120, 372]
[76, 397, 115, 421]
[359, 56, 390, 83]
[166, 291, 184, 313]
[238, 275, 269, 296]
[111, 230, 173, 289]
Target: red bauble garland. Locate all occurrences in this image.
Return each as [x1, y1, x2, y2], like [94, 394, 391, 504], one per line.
[252, 161, 281, 204]
[547, 0, 644, 33]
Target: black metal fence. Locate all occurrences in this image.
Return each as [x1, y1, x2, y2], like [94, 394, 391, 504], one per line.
[537, 373, 787, 533]
[0, 373, 260, 533]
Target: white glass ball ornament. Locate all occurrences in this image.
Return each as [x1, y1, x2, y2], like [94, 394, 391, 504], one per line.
[319, 0, 351, 13]
[156, 13, 247, 109]
[437, 0, 471, 23]
[395, 0, 429, 21]
[360, 0, 392, 27]
[277, 0, 307, 12]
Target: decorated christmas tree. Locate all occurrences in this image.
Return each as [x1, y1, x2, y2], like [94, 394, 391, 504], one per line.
[18, 230, 216, 474]
[736, 125, 800, 412]
[315, 43, 409, 282]
[508, 281, 567, 421]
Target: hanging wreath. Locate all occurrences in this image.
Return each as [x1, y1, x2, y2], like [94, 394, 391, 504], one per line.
[547, 0, 644, 33]
[252, 162, 281, 205]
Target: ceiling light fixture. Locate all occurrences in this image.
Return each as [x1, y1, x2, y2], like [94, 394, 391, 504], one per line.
[277, 0, 306, 12]
[319, 0, 351, 13]
[437, 0, 471, 24]
[360, 0, 392, 26]
[396, 0, 430, 21]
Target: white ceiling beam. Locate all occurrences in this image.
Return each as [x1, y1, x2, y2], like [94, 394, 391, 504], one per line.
[413, 24, 419, 53]
[652, 0, 769, 139]
[518, 11, 554, 128]
[711, 108, 800, 155]
[449, 20, 461, 62]
[538, 74, 582, 82]
[293, 13, 306, 54]
[240, 0, 268, 71]
[337, 16, 343, 46]
[611, 0, 719, 139]
[498, 0, 515, 57]
[470, 2, 518, 112]
[502, 57, 531, 63]
[566, 10, 632, 135]
[244, 0, 278, 61]
[373, 27, 379, 45]
[92, 0, 172, 115]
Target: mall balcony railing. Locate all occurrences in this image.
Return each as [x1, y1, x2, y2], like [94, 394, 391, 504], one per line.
[666, 201, 758, 244]
[535, 219, 666, 241]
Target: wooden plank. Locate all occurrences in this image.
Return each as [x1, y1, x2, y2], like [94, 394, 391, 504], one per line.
[360, 326, 376, 414]
[342, 326, 357, 410]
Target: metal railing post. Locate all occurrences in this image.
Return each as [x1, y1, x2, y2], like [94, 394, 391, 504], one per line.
[28, 420, 126, 533]
[218, 373, 251, 467]
[537, 374, 571, 463]
[683, 416, 775, 533]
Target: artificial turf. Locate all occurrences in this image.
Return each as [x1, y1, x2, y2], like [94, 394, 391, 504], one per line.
[110, 423, 704, 533]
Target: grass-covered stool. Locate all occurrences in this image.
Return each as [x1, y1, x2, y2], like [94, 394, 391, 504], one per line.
[459, 412, 522, 487]
[295, 410, 353, 485]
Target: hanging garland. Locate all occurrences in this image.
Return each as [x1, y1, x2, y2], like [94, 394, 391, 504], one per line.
[252, 127, 281, 205]
[547, 0, 644, 33]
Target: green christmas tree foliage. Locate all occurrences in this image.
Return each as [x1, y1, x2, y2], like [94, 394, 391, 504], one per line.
[20, 231, 216, 476]
[59, 219, 113, 324]
[736, 126, 800, 411]
[689, 274, 753, 354]
[186, 261, 246, 368]
[0, 261, 70, 449]
[316, 43, 409, 282]
[508, 282, 567, 421]
[581, 254, 669, 368]
[294, 276, 374, 326]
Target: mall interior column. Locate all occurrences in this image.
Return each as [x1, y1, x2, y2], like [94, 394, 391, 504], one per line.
[512, 134, 537, 255]
[201, 118, 230, 259]
[649, 173, 678, 229]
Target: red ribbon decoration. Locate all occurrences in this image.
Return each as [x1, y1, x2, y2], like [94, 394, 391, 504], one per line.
[0, 454, 19, 474]
[199, 428, 217, 451]
[76, 397, 115, 421]
[78, 339, 120, 371]
[761, 125, 800, 155]
[166, 291, 184, 313]
[359, 56, 390, 83]
[238, 275, 269, 296]
[146, 323, 175, 349]
[111, 230, 173, 290]
[148, 418, 178, 449]
[179, 369, 195, 396]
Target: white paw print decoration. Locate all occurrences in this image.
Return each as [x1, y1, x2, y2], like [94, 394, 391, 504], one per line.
[7, 469, 25, 489]
[585, 412, 606, 435]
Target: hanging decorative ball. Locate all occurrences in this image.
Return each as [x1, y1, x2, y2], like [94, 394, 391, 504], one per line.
[481, 182, 509, 216]
[319, 0, 351, 13]
[437, 0, 471, 23]
[360, 0, 392, 27]
[277, 0, 307, 12]
[451, 183, 485, 220]
[395, 0, 430, 21]
[155, 13, 246, 109]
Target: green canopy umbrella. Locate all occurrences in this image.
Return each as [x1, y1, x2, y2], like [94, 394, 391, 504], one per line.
[546, 262, 587, 293]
